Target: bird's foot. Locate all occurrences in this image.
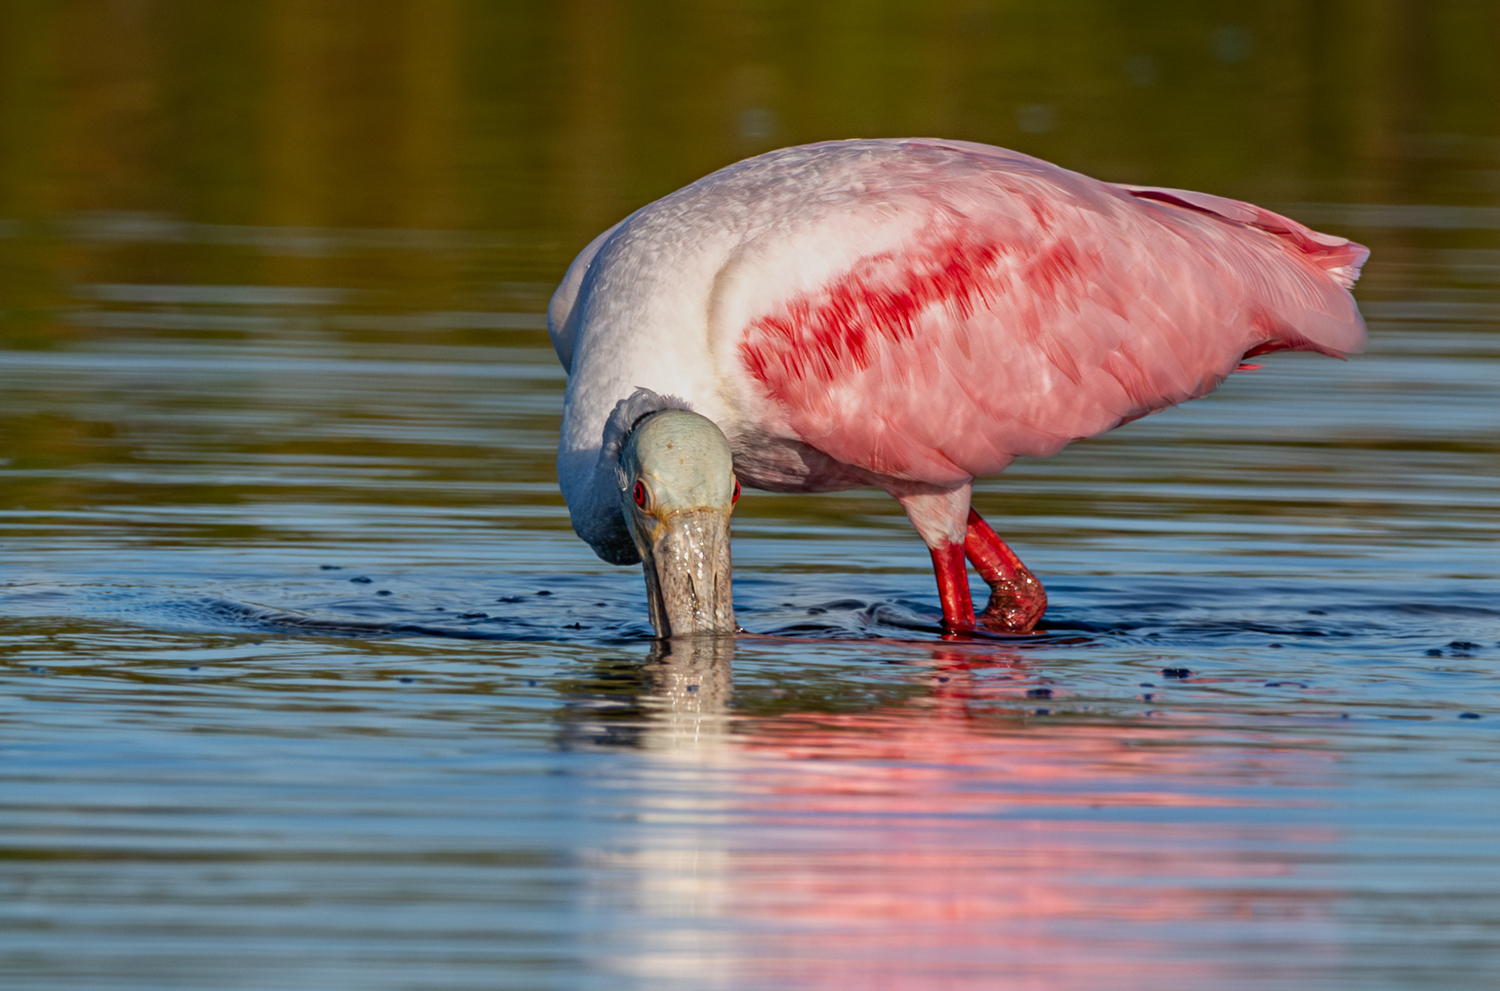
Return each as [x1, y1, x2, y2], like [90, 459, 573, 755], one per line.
[976, 571, 1047, 633]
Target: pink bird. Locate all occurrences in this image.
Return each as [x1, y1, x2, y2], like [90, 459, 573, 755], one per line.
[548, 138, 1368, 638]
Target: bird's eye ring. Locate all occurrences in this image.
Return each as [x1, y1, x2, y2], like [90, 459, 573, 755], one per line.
[732, 478, 740, 504]
[632, 480, 647, 508]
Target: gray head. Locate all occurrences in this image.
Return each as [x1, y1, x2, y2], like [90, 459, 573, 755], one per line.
[618, 410, 738, 638]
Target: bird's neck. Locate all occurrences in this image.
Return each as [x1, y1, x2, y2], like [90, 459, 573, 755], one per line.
[563, 445, 637, 565]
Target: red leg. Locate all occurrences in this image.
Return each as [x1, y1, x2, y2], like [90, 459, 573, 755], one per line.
[963, 508, 1047, 632]
[928, 541, 976, 631]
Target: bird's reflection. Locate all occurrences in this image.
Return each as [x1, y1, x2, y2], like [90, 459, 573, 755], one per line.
[556, 634, 737, 751]
[567, 638, 1340, 989]
[637, 634, 736, 750]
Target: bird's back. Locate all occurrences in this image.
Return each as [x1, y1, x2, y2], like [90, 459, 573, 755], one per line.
[553, 139, 1368, 502]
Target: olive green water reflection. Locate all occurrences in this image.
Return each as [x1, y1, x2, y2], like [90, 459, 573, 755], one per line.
[3, 0, 1500, 348]
[3, 3, 1500, 990]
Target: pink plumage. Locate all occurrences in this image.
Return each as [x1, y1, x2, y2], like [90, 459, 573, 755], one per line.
[550, 138, 1368, 632]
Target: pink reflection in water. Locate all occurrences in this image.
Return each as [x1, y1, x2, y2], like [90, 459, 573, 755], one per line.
[595, 641, 1342, 990]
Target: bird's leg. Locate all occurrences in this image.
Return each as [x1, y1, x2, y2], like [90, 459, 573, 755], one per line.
[928, 542, 976, 631]
[964, 508, 1047, 632]
[893, 485, 978, 633]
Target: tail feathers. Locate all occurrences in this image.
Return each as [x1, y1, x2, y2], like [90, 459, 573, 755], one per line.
[1118, 185, 1369, 290]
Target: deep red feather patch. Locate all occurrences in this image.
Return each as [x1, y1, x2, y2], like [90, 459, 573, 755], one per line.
[739, 233, 1012, 401]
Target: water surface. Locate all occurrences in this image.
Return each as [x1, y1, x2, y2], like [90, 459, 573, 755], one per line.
[3, 4, 1500, 989]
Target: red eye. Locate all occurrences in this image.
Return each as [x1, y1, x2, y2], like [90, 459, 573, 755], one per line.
[632, 480, 647, 508]
[732, 478, 740, 504]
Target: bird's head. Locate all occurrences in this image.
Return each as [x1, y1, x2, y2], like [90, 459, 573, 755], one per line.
[617, 410, 739, 638]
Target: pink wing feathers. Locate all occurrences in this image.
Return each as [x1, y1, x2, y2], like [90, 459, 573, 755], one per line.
[734, 150, 1367, 487]
[1117, 184, 1369, 291]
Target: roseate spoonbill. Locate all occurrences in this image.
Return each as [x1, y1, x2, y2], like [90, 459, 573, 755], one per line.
[548, 138, 1368, 638]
